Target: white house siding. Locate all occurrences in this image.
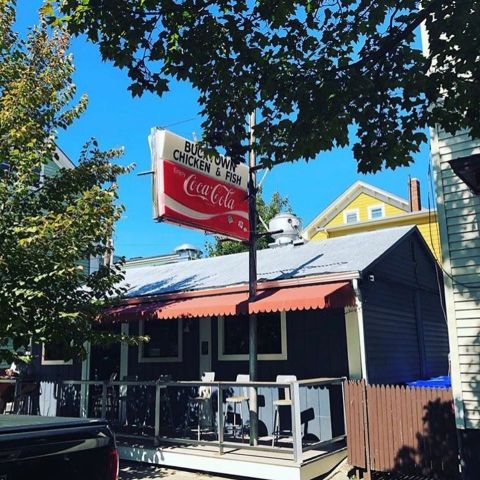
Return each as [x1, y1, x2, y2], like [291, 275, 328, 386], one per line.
[431, 127, 480, 429]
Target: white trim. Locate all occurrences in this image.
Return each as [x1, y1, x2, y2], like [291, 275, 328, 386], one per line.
[344, 307, 362, 380]
[367, 204, 385, 220]
[218, 311, 287, 361]
[138, 319, 183, 363]
[118, 444, 347, 480]
[343, 209, 359, 225]
[352, 280, 367, 382]
[120, 323, 129, 377]
[198, 317, 212, 377]
[41, 344, 73, 366]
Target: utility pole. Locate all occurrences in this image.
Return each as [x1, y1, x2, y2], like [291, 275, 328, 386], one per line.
[248, 111, 258, 446]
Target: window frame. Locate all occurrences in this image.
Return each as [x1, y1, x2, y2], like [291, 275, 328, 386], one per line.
[41, 343, 73, 366]
[368, 204, 385, 220]
[343, 208, 360, 224]
[138, 318, 183, 363]
[218, 311, 287, 361]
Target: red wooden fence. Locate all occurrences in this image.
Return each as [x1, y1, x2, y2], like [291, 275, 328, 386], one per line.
[345, 380, 458, 478]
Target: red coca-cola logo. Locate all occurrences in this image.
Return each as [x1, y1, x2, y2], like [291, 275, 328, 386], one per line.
[184, 173, 236, 210]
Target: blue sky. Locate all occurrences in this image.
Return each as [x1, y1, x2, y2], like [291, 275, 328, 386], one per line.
[17, 2, 435, 259]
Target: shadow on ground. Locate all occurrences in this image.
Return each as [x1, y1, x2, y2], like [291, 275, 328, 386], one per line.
[119, 461, 255, 480]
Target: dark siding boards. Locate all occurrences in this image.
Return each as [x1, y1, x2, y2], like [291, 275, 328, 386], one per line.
[126, 309, 348, 382]
[422, 291, 449, 375]
[362, 231, 449, 384]
[212, 308, 348, 381]
[362, 282, 421, 384]
[31, 344, 82, 382]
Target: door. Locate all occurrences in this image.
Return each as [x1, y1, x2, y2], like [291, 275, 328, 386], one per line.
[198, 317, 212, 377]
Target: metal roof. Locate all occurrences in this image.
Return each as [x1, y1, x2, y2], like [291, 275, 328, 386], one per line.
[121, 226, 416, 298]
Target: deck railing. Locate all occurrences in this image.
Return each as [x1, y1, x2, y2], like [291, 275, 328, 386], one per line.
[4, 376, 346, 464]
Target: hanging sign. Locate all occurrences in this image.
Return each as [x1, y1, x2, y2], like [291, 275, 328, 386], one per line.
[149, 128, 249, 241]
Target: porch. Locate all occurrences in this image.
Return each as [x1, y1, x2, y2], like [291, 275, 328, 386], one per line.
[8, 376, 347, 480]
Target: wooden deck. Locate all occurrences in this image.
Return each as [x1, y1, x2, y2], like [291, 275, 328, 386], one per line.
[117, 437, 346, 480]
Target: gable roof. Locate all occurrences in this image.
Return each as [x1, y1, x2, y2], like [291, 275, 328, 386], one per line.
[302, 181, 410, 240]
[54, 145, 75, 170]
[121, 226, 417, 299]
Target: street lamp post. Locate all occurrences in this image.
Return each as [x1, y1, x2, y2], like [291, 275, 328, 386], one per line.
[248, 111, 258, 446]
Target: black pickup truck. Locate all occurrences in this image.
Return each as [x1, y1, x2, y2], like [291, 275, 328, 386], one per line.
[0, 416, 118, 480]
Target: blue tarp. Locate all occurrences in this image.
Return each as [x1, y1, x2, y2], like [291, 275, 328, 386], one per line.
[407, 375, 451, 389]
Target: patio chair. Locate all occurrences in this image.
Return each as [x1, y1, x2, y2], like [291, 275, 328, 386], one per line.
[272, 375, 297, 446]
[224, 374, 249, 441]
[188, 372, 215, 441]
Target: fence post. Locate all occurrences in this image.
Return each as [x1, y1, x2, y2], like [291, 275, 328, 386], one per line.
[342, 380, 348, 438]
[362, 381, 372, 480]
[290, 381, 303, 464]
[217, 384, 224, 455]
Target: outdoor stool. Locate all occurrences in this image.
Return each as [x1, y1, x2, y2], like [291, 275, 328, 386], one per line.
[224, 374, 249, 441]
[92, 372, 118, 419]
[187, 372, 215, 441]
[272, 375, 297, 446]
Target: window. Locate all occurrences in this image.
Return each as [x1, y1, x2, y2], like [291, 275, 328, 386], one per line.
[138, 319, 183, 363]
[218, 311, 287, 361]
[368, 205, 385, 220]
[42, 343, 73, 366]
[343, 209, 359, 224]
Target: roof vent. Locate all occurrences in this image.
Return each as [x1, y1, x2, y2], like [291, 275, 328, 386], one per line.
[268, 213, 304, 248]
[174, 243, 202, 259]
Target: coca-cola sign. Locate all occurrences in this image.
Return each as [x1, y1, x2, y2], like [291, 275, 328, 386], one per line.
[149, 128, 249, 241]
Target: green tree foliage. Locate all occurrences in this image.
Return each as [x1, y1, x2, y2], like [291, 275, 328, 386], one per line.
[206, 191, 292, 256]
[0, 1, 131, 362]
[54, 0, 480, 173]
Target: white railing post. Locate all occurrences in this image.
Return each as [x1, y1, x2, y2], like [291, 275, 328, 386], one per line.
[101, 381, 107, 419]
[155, 381, 161, 439]
[79, 342, 90, 417]
[290, 381, 303, 464]
[217, 384, 224, 454]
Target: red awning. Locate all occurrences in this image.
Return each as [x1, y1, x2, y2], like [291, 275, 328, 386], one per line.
[104, 281, 354, 322]
[105, 292, 248, 322]
[249, 282, 354, 313]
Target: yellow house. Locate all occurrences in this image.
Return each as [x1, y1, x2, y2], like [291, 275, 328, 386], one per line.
[302, 179, 441, 262]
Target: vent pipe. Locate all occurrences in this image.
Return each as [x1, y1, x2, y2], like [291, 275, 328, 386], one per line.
[268, 213, 303, 248]
[174, 244, 202, 259]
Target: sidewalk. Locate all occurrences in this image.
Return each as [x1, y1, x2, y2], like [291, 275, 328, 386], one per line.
[119, 461, 253, 480]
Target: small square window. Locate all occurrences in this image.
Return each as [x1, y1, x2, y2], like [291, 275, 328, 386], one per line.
[344, 210, 359, 224]
[42, 343, 73, 365]
[139, 319, 183, 363]
[368, 205, 385, 220]
[219, 312, 287, 361]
